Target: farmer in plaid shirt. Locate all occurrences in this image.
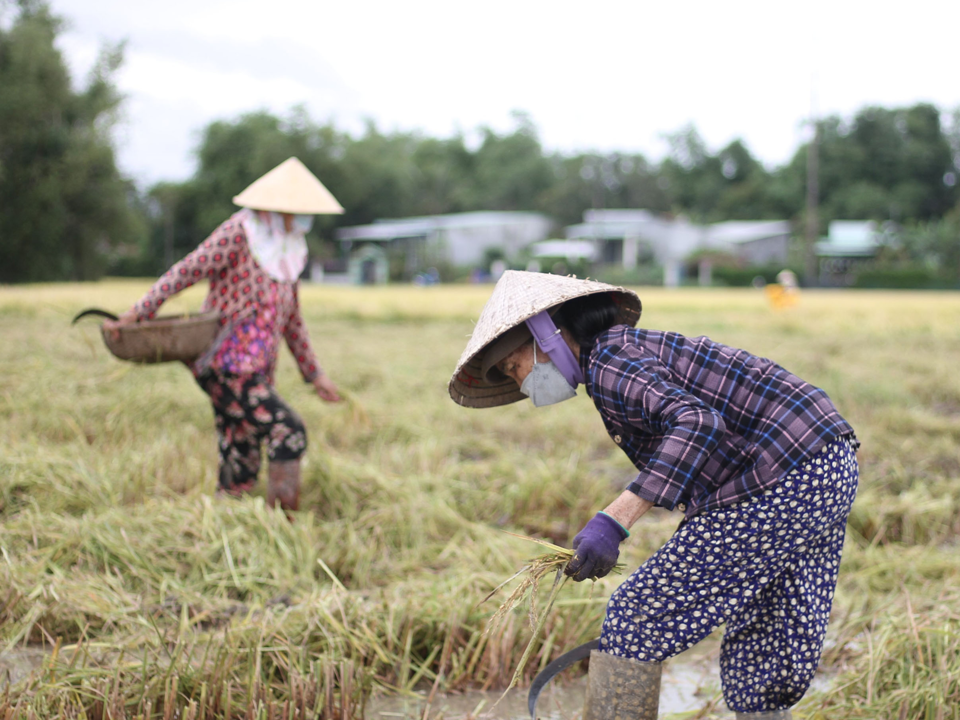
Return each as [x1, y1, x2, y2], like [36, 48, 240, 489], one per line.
[449, 271, 859, 720]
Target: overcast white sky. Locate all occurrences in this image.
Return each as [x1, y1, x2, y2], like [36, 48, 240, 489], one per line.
[37, 0, 960, 186]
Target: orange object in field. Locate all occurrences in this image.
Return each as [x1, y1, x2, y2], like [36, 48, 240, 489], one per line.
[764, 283, 799, 310]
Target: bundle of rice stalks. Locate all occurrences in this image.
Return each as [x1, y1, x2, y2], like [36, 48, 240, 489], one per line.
[479, 533, 622, 696]
[481, 535, 573, 630]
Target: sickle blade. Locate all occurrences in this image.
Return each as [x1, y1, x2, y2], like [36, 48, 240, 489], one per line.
[527, 638, 600, 719]
[72, 308, 119, 325]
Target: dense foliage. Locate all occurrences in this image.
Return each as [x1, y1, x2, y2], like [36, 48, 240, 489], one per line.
[1, 1, 959, 282]
[136, 107, 960, 280]
[0, 0, 144, 282]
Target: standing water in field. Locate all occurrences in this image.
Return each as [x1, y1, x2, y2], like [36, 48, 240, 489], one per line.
[367, 639, 813, 718]
[367, 631, 836, 718]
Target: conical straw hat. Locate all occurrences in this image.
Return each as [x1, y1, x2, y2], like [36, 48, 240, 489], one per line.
[232, 157, 344, 214]
[448, 271, 641, 408]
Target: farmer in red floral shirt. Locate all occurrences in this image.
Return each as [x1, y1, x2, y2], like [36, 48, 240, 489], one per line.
[107, 158, 343, 512]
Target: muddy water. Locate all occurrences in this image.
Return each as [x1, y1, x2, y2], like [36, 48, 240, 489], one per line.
[368, 644, 736, 719]
[369, 642, 836, 720]
[0, 648, 48, 689]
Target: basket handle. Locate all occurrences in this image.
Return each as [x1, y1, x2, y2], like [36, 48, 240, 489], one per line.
[71, 308, 120, 325]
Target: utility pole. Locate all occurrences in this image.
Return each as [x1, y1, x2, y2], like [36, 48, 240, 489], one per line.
[164, 203, 175, 270]
[804, 84, 820, 287]
[154, 186, 177, 270]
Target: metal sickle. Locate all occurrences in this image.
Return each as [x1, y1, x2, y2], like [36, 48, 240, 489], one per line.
[71, 308, 119, 325]
[527, 638, 600, 719]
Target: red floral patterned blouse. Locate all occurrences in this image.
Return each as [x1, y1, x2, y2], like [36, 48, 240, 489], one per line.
[131, 212, 322, 384]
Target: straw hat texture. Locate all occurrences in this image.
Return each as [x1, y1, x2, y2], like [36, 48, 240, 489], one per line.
[448, 271, 641, 408]
[232, 157, 344, 214]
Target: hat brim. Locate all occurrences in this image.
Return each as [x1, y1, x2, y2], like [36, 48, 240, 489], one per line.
[448, 272, 641, 409]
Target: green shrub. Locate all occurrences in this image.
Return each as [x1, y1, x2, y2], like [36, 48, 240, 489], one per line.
[853, 266, 960, 289]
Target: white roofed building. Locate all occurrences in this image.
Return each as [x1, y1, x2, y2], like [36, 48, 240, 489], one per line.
[334, 211, 552, 283]
[330, 207, 796, 286]
[564, 210, 792, 286]
[815, 220, 884, 286]
[703, 221, 793, 266]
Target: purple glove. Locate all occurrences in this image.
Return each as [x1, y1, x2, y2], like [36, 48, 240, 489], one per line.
[565, 512, 629, 582]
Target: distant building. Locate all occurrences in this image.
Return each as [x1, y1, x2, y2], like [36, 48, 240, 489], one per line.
[564, 209, 792, 286]
[529, 239, 599, 263]
[704, 221, 792, 266]
[329, 208, 795, 286]
[816, 220, 883, 286]
[333, 211, 552, 284]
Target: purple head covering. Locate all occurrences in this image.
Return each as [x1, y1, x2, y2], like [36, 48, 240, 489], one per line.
[525, 311, 584, 387]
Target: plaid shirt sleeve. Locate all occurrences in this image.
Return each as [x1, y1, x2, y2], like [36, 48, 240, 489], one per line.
[591, 342, 728, 510]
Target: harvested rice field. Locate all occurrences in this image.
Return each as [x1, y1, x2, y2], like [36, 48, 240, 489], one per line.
[1, 280, 959, 719]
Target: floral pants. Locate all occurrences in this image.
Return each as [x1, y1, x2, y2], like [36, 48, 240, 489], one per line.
[600, 437, 859, 713]
[199, 371, 307, 491]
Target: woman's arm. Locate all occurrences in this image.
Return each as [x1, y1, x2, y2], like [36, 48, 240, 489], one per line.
[283, 285, 341, 402]
[109, 227, 237, 329]
[565, 491, 655, 582]
[593, 344, 726, 511]
[283, 285, 322, 381]
[129, 233, 233, 321]
[565, 346, 721, 582]
[603, 490, 654, 531]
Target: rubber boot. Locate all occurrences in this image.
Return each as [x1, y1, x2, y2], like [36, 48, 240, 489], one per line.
[735, 712, 792, 719]
[582, 650, 661, 720]
[215, 481, 255, 499]
[267, 459, 301, 513]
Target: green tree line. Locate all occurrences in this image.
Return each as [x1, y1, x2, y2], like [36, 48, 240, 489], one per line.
[0, 0, 143, 282]
[3, 1, 960, 282]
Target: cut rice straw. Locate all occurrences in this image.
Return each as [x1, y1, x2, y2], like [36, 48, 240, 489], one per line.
[480, 533, 574, 629]
[7, 284, 960, 715]
[480, 531, 624, 706]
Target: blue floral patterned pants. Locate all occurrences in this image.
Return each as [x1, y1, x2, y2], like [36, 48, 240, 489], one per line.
[600, 438, 859, 713]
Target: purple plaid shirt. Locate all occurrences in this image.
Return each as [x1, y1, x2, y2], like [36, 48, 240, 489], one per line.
[582, 326, 856, 518]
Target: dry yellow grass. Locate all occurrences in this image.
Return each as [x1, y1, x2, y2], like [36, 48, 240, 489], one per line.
[1, 280, 959, 718]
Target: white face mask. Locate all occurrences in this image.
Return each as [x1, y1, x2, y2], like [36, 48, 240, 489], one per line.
[519, 344, 577, 407]
[292, 214, 314, 234]
[240, 210, 309, 283]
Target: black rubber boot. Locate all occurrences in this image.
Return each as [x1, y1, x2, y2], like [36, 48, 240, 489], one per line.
[582, 650, 661, 720]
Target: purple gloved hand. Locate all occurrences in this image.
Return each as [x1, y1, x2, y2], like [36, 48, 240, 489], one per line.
[565, 512, 629, 582]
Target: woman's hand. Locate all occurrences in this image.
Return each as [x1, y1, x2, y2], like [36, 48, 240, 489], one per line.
[312, 374, 342, 403]
[102, 310, 138, 341]
[565, 512, 629, 581]
[565, 491, 654, 582]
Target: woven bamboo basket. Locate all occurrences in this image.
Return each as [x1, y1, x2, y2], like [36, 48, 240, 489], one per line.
[100, 311, 221, 364]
